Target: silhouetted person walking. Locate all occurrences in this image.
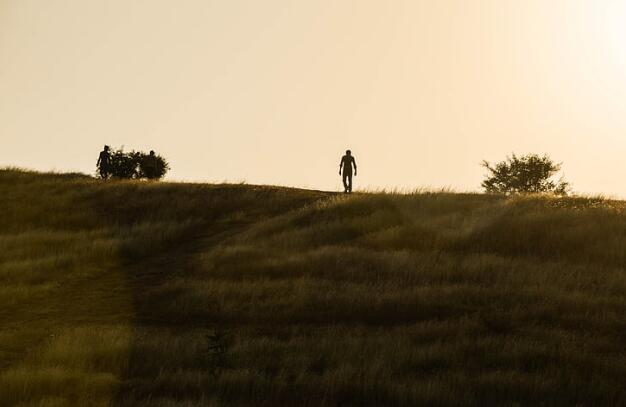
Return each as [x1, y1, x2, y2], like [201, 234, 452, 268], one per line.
[143, 150, 158, 179]
[339, 150, 357, 193]
[97, 145, 111, 179]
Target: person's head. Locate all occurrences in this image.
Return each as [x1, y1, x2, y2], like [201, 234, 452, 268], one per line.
[346, 149, 351, 156]
[149, 150, 155, 156]
[104, 145, 110, 152]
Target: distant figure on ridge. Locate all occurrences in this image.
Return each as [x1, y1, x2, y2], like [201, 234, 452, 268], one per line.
[143, 150, 158, 180]
[339, 149, 357, 193]
[97, 145, 111, 179]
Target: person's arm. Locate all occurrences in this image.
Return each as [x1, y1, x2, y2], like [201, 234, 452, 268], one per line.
[353, 158, 357, 176]
[339, 158, 343, 175]
[97, 154, 101, 166]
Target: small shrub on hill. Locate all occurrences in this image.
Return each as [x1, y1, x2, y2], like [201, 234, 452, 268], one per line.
[481, 153, 570, 195]
[98, 147, 170, 180]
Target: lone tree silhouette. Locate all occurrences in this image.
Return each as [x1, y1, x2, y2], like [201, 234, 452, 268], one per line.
[97, 147, 170, 180]
[481, 153, 570, 195]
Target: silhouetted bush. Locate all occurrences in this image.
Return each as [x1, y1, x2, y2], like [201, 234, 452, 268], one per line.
[97, 147, 170, 180]
[108, 148, 139, 179]
[482, 153, 570, 195]
[136, 152, 170, 180]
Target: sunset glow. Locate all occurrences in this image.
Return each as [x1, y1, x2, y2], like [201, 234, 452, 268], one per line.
[1, 0, 625, 196]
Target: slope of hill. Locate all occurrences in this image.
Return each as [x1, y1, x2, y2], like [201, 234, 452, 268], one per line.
[1, 169, 625, 406]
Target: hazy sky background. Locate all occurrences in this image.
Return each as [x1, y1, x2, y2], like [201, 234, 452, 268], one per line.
[2, 0, 626, 196]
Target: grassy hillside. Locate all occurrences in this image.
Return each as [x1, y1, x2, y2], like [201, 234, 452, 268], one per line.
[1, 169, 626, 406]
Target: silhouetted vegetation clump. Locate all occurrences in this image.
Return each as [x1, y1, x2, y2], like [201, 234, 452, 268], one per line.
[97, 147, 169, 180]
[203, 330, 233, 376]
[482, 153, 570, 195]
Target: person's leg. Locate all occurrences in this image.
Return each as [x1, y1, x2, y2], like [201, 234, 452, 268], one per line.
[347, 173, 352, 193]
[343, 173, 349, 193]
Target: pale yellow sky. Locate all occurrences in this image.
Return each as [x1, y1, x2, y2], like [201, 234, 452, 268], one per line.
[1, 0, 626, 196]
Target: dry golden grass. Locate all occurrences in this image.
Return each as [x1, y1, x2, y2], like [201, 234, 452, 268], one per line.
[1, 168, 625, 406]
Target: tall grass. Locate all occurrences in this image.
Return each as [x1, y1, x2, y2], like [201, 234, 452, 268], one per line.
[1, 169, 625, 405]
